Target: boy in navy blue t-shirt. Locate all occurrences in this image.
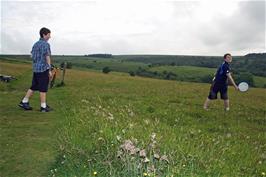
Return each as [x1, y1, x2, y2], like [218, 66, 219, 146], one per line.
[203, 53, 239, 111]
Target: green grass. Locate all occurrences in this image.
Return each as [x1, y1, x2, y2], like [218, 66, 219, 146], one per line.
[0, 60, 266, 176]
[148, 65, 216, 80]
[0, 61, 66, 176]
[254, 76, 266, 88]
[2, 55, 266, 88]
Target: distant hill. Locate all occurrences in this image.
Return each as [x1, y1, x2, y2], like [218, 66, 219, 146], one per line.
[1, 53, 265, 87]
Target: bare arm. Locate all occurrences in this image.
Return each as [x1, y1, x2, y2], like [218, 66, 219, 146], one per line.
[46, 55, 52, 79]
[46, 55, 51, 66]
[227, 73, 238, 90]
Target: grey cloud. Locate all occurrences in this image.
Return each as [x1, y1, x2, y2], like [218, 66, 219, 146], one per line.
[1, 1, 265, 55]
[198, 1, 265, 53]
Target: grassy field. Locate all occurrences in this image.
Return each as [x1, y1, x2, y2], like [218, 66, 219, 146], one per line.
[1, 55, 266, 88]
[254, 76, 266, 88]
[148, 66, 216, 82]
[0, 60, 266, 177]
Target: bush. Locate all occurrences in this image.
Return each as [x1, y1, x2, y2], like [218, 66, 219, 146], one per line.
[234, 72, 254, 86]
[200, 75, 213, 83]
[129, 71, 135, 76]
[102, 67, 111, 74]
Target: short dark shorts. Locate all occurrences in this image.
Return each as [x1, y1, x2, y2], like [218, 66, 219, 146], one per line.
[30, 70, 49, 92]
[208, 82, 228, 100]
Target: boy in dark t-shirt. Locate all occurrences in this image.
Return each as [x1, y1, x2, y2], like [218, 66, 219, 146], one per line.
[203, 53, 239, 111]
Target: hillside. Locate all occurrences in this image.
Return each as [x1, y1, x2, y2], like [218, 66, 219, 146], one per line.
[0, 60, 265, 176]
[1, 53, 266, 88]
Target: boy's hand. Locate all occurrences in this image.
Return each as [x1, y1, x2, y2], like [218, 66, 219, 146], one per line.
[235, 85, 239, 91]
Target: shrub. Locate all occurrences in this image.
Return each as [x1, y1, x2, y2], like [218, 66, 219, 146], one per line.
[102, 67, 111, 74]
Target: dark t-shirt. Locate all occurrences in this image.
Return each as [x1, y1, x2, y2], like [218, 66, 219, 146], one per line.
[213, 61, 230, 85]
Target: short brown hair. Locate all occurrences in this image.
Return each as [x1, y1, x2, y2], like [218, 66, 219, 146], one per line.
[223, 53, 231, 59]
[39, 27, 51, 38]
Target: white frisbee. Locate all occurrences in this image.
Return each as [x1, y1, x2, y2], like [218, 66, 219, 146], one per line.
[238, 82, 249, 92]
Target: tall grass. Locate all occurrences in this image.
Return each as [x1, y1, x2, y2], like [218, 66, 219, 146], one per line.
[49, 69, 266, 176]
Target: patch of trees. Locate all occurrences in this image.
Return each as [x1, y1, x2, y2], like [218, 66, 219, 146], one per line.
[85, 54, 113, 58]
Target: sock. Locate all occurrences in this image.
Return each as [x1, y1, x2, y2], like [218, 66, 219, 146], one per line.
[41, 102, 46, 108]
[225, 107, 230, 111]
[22, 97, 29, 103]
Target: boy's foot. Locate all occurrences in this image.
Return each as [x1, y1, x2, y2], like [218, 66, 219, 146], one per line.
[18, 101, 33, 110]
[40, 105, 52, 112]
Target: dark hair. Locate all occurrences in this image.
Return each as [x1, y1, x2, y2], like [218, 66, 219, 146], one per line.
[223, 53, 231, 59]
[39, 27, 51, 38]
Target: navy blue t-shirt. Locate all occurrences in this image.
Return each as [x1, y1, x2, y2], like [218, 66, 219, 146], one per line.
[213, 61, 230, 85]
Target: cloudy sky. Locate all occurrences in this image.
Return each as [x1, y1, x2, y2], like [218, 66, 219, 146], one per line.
[1, 0, 265, 56]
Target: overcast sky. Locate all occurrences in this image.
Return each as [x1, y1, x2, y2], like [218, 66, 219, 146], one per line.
[1, 0, 265, 56]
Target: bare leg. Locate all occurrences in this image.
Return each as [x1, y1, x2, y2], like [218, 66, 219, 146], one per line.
[203, 98, 211, 110]
[22, 89, 34, 103]
[224, 99, 230, 111]
[25, 89, 34, 99]
[40, 92, 46, 107]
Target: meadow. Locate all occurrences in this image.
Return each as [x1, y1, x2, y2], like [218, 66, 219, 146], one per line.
[0, 58, 265, 176]
[1, 54, 266, 88]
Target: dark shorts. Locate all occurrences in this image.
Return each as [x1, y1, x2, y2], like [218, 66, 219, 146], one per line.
[30, 70, 49, 92]
[208, 83, 228, 100]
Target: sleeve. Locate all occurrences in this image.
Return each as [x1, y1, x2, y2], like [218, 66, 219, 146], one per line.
[42, 43, 51, 57]
[224, 64, 230, 74]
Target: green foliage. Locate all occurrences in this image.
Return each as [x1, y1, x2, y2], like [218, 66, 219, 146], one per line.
[85, 54, 113, 58]
[102, 66, 111, 74]
[1, 53, 266, 87]
[234, 72, 254, 86]
[129, 71, 136, 76]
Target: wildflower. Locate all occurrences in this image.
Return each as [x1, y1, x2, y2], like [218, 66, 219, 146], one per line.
[226, 133, 232, 138]
[144, 157, 150, 163]
[144, 119, 149, 125]
[108, 113, 114, 120]
[154, 153, 160, 159]
[262, 172, 265, 176]
[151, 133, 156, 140]
[129, 111, 134, 117]
[98, 137, 104, 141]
[117, 150, 123, 158]
[93, 171, 97, 175]
[116, 135, 122, 141]
[143, 172, 148, 176]
[120, 140, 137, 155]
[147, 165, 155, 173]
[160, 155, 169, 163]
[129, 123, 134, 128]
[81, 99, 89, 104]
[139, 149, 146, 157]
